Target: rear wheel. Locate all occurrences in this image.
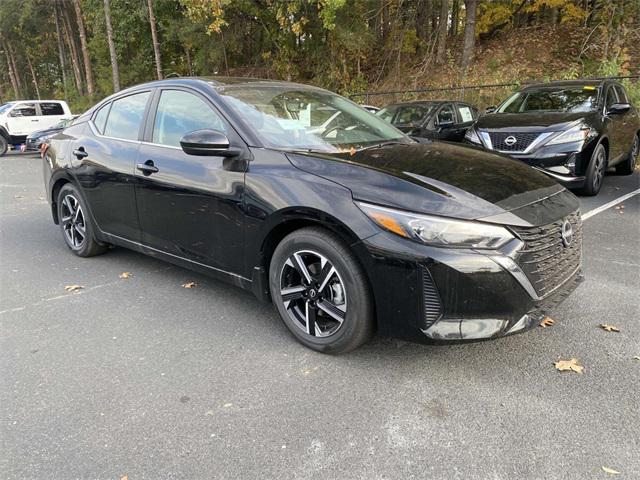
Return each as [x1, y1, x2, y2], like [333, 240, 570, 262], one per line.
[579, 143, 607, 196]
[0, 135, 7, 156]
[269, 227, 374, 353]
[615, 134, 638, 175]
[57, 184, 107, 257]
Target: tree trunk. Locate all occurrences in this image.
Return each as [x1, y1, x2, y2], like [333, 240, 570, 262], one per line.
[147, 0, 163, 80]
[103, 0, 120, 92]
[6, 42, 23, 94]
[461, 0, 477, 71]
[435, 0, 449, 63]
[450, 0, 459, 36]
[54, 4, 69, 99]
[185, 46, 193, 76]
[2, 43, 20, 99]
[62, 1, 85, 94]
[26, 53, 41, 100]
[72, 0, 94, 96]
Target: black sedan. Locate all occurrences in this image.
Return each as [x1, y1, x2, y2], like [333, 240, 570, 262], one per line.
[465, 80, 639, 195]
[377, 100, 479, 142]
[43, 77, 583, 353]
[25, 116, 78, 151]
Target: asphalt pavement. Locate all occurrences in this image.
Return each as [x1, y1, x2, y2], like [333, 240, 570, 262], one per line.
[1, 151, 639, 480]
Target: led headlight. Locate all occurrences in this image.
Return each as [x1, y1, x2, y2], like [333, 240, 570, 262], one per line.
[357, 202, 514, 249]
[546, 124, 591, 146]
[464, 128, 481, 145]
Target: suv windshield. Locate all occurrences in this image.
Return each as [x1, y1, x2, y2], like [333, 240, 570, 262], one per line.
[377, 103, 436, 125]
[217, 85, 409, 151]
[0, 103, 15, 115]
[498, 86, 599, 113]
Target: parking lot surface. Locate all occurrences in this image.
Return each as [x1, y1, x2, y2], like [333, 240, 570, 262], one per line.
[1, 151, 639, 480]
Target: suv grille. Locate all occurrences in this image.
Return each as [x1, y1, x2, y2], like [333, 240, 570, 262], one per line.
[489, 132, 539, 152]
[512, 212, 582, 298]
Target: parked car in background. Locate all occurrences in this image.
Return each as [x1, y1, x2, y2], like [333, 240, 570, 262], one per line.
[43, 77, 583, 353]
[361, 105, 380, 114]
[0, 100, 73, 156]
[376, 100, 479, 142]
[465, 79, 640, 195]
[25, 115, 79, 151]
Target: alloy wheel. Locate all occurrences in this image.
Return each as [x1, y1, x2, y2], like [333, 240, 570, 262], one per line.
[60, 194, 86, 248]
[593, 148, 606, 190]
[279, 249, 347, 338]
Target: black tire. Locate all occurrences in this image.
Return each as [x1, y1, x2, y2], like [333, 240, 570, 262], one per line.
[615, 133, 639, 175]
[269, 227, 375, 353]
[0, 135, 7, 157]
[56, 183, 108, 257]
[579, 143, 607, 196]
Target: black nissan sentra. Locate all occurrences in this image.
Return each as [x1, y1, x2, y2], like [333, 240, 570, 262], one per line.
[43, 77, 583, 353]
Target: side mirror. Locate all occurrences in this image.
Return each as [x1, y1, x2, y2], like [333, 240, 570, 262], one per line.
[485, 106, 497, 114]
[179, 129, 240, 157]
[606, 103, 631, 116]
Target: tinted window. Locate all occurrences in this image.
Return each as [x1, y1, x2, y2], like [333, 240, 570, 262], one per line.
[614, 85, 628, 103]
[437, 104, 455, 124]
[104, 92, 150, 141]
[499, 87, 599, 113]
[376, 106, 397, 123]
[10, 103, 37, 117]
[40, 102, 64, 115]
[605, 87, 618, 109]
[93, 103, 111, 134]
[153, 90, 226, 147]
[394, 105, 430, 125]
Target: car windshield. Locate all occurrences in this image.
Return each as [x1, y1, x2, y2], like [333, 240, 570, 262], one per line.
[0, 103, 15, 115]
[498, 86, 599, 113]
[216, 85, 410, 151]
[377, 103, 436, 125]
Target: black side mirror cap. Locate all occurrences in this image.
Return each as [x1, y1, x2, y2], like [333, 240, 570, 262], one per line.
[485, 106, 497, 114]
[606, 103, 631, 115]
[179, 129, 241, 157]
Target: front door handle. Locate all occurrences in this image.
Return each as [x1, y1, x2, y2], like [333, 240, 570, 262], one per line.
[136, 159, 159, 176]
[73, 147, 88, 159]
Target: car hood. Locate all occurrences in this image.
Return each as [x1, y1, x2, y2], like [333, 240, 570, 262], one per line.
[476, 111, 592, 132]
[285, 142, 578, 227]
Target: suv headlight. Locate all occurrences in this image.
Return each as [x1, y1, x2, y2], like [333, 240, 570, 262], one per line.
[464, 128, 481, 144]
[546, 124, 591, 145]
[357, 202, 514, 249]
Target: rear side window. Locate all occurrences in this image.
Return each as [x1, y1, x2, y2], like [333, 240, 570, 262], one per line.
[93, 103, 111, 134]
[152, 90, 226, 147]
[10, 103, 37, 117]
[40, 102, 64, 115]
[457, 105, 474, 123]
[104, 92, 150, 141]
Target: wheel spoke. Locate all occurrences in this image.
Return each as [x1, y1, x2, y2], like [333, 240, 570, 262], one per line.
[281, 286, 305, 306]
[305, 301, 317, 336]
[317, 263, 336, 293]
[290, 253, 312, 284]
[317, 300, 345, 323]
[75, 223, 86, 239]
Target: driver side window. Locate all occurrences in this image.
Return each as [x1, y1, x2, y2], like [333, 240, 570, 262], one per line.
[605, 87, 618, 110]
[436, 104, 455, 125]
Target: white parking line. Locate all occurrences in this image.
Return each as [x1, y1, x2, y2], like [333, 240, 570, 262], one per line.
[582, 188, 640, 221]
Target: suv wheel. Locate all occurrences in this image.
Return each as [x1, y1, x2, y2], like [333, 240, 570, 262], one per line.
[0, 135, 7, 157]
[57, 184, 108, 257]
[580, 143, 607, 196]
[615, 134, 639, 175]
[269, 227, 374, 353]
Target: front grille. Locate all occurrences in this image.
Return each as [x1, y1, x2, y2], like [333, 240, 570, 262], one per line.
[488, 132, 540, 152]
[420, 266, 442, 330]
[512, 211, 582, 298]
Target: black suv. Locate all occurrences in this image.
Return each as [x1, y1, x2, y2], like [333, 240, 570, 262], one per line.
[377, 100, 478, 142]
[465, 80, 640, 195]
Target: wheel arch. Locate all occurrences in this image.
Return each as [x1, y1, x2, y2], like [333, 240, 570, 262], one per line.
[49, 173, 76, 224]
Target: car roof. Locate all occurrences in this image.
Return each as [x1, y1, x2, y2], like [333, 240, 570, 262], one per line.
[522, 79, 615, 90]
[124, 76, 322, 92]
[382, 100, 459, 109]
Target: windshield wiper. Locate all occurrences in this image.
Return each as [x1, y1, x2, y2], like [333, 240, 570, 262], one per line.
[355, 140, 413, 152]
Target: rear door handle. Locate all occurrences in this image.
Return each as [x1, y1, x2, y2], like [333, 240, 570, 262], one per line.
[72, 148, 88, 159]
[136, 159, 159, 175]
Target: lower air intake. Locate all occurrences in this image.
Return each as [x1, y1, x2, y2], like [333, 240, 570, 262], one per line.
[421, 266, 442, 330]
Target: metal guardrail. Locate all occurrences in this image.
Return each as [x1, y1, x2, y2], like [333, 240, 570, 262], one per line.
[351, 75, 640, 109]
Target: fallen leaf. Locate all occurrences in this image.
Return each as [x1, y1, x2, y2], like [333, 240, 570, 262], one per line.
[64, 284, 84, 292]
[121, 476, 129, 480]
[600, 324, 620, 332]
[554, 358, 584, 374]
[14, 195, 23, 199]
[182, 282, 196, 288]
[602, 466, 620, 475]
[539, 316, 555, 328]
[633, 356, 640, 361]
[119, 272, 132, 279]
[349, 146, 357, 156]
[223, 403, 232, 408]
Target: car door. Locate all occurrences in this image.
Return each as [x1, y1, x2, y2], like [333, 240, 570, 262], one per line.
[454, 103, 477, 142]
[603, 84, 626, 162]
[134, 87, 246, 274]
[612, 84, 636, 163]
[38, 102, 67, 130]
[430, 103, 458, 141]
[71, 90, 151, 242]
[7, 102, 39, 137]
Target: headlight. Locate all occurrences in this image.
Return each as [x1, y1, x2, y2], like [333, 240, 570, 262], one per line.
[464, 128, 481, 144]
[546, 124, 591, 145]
[357, 202, 514, 249]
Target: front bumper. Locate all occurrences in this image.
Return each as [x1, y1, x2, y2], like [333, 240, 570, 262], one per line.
[357, 227, 583, 344]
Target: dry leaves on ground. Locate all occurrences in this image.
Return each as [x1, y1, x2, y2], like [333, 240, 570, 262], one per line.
[119, 272, 133, 279]
[599, 324, 620, 332]
[182, 282, 197, 288]
[614, 204, 625, 214]
[554, 358, 584, 374]
[539, 316, 555, 327]
[601, 466, 620, 475]
[64, 285, 84, 292]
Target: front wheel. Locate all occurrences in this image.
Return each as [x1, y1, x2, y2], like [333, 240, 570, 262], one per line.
[269, 227, 375, 353]
[615, 134, 638, 175]
[57, 183, 108, 257]
[579, 143, 607, 196]
[0, 135, 7, 156]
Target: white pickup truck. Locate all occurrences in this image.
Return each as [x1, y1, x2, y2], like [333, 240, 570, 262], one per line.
[0, 100, 73, 156]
